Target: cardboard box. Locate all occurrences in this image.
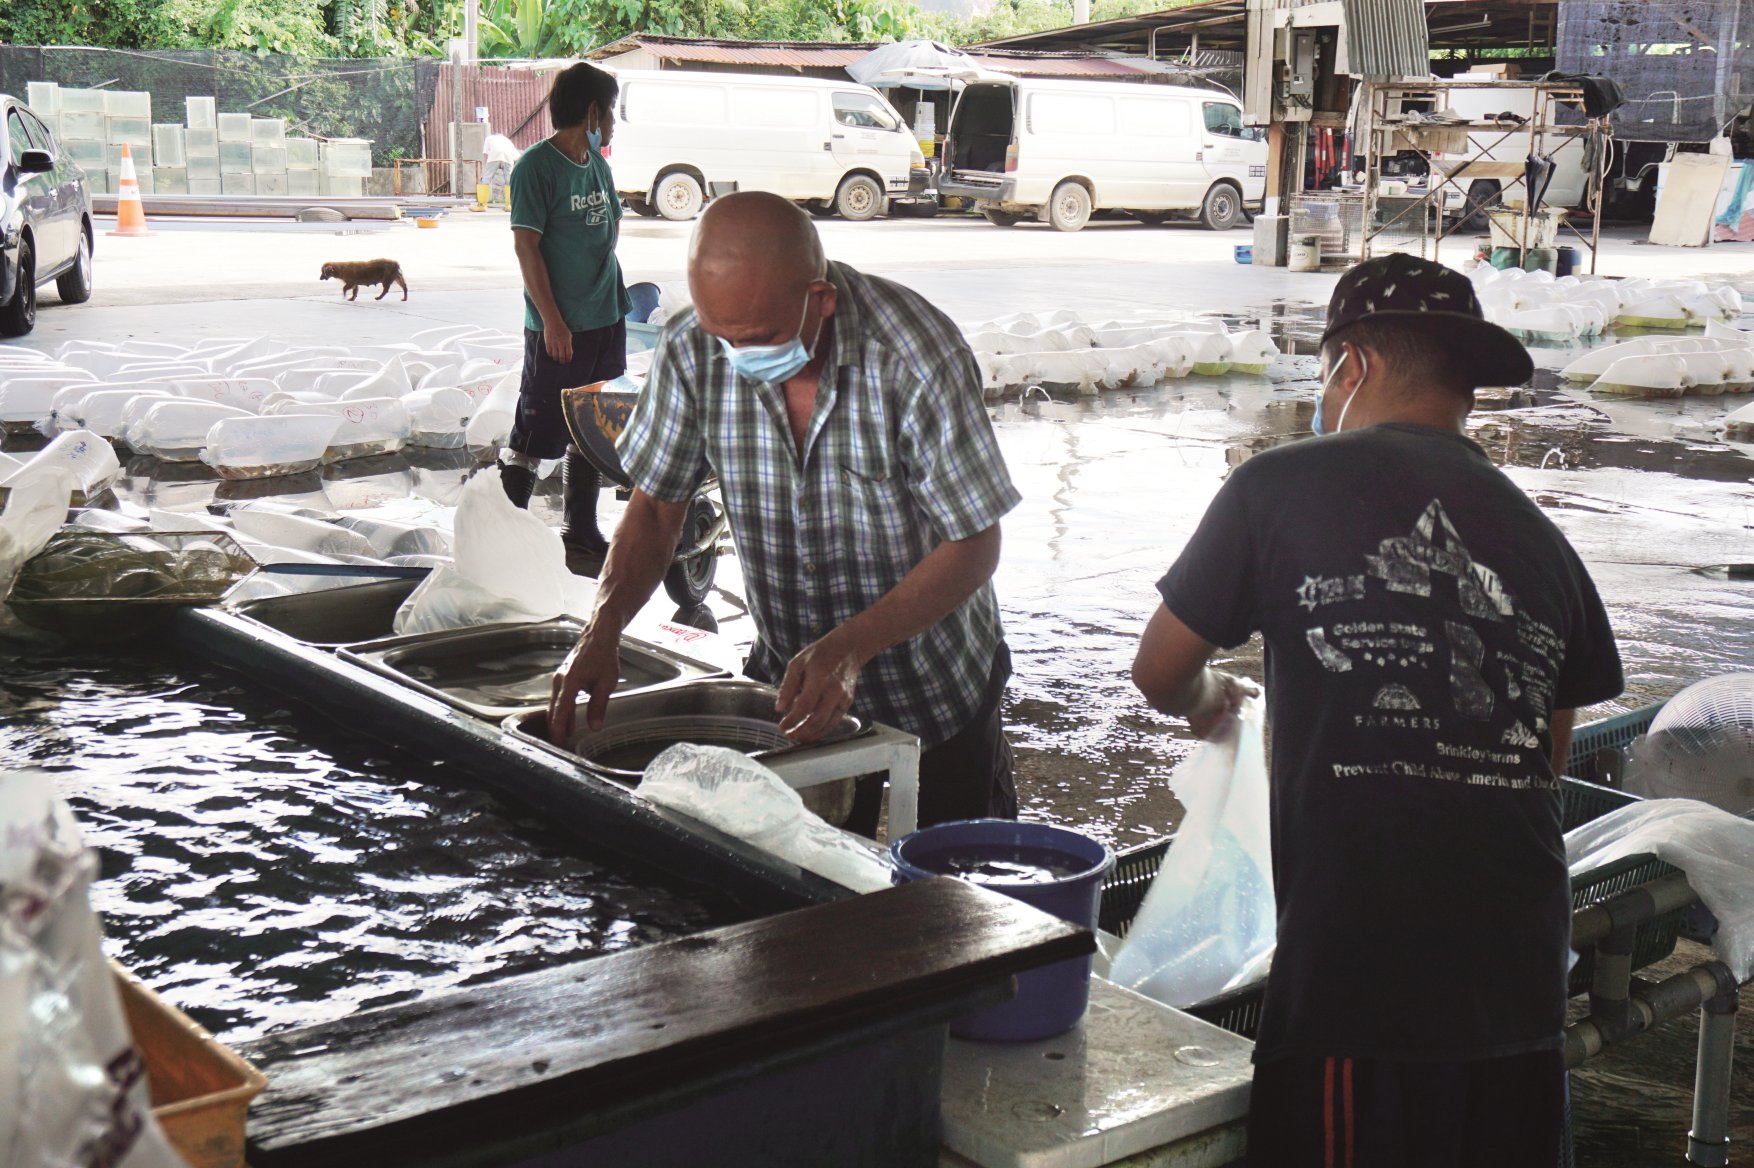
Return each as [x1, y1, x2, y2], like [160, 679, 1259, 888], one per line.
[1472, 62, 1521, 79]
[186, 96, 217, 130]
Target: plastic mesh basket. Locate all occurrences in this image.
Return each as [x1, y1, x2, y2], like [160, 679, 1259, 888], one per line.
[1565, 704, 1662, 786]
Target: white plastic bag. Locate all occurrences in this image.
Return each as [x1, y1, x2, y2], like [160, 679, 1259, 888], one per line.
[1566, 799, 1754, 980]
[639, 744, 892, 893]
[463, 371, 520, 451]
[7, 431, 120, 500]
[1111, 695, 1275, 1008]
[200, 414, 341, 477]
[0, 466, 76, 596]
[126, 401, 253, 461]
[392, 467, 590, 634]
[0, 773, 187, 1168]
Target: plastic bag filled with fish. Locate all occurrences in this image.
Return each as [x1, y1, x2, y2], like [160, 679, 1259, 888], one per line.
[0, 773, 187, 1168]
[1111, 695, 1275, 1008]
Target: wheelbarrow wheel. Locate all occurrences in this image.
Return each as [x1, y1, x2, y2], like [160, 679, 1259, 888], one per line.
[663, 494, 718, 608]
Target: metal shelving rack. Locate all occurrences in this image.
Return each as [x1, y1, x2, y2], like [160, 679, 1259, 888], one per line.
[1359, 78, 1611, 272]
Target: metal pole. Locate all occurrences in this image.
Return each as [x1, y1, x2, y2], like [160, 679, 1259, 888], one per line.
[450, 38, 465, 198]
[1688, 987, 1738, 1168]
[464, 0, 479, 63]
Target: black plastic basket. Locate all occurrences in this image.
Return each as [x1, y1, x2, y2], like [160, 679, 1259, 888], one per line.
[1097, 836, 1174, 939]
[1566, 852, 1683, 996]
[1565, 704, 1662, 786]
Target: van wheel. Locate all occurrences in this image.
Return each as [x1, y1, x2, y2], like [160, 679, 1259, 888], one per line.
[1200, 184, 1242, 231]
[808, 201, 837, 219]
[654, 172, 704, 221]
[981, 208, 1022, 227]
[1458, 180, 1501, 232]
[1048, 182, 1092, 232]
[0, 239, 35, 338]
[835, 174, 884, 221]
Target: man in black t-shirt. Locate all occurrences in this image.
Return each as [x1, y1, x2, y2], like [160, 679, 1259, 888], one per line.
[1132, 254, 1623, 1167]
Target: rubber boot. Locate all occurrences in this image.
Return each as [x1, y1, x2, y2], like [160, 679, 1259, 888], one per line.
[560, 446, 608, 575]
[498, 459, 537, 509]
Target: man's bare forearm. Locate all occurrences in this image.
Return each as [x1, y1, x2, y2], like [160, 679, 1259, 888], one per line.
[589, 489, 689, 633]
[834, 525, 1001, 664]
[512, 231, 565, 327]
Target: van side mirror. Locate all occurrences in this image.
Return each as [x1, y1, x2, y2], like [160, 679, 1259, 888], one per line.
[17, 149, 55, 174]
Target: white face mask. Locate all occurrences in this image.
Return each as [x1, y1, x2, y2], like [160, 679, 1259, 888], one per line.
[1312, 348, 1369, 436]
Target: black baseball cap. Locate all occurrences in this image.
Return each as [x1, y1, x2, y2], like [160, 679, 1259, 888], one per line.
[1319, 254, 1534, 388]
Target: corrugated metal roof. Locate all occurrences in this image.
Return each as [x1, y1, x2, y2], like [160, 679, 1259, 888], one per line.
[973, 51, 1161, 78]
[591, 35, 876, 68]
[1341, 0, 1430, 78]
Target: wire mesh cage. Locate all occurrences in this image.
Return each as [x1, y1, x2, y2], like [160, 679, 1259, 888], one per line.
[1290, 193, 1364, 264]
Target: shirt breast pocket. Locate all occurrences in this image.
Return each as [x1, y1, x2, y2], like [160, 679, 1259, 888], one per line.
[839, 463, 909, 555]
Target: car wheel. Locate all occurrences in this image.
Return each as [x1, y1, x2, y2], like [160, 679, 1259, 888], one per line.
[835, 174, 885, 221]
[981, 208, 1022, 227]
[654, 172, 704, 221]
[662, 495, 719, 608]
[1200, 183, 1242, 231]
[0, 239, 35, 338]
[626, 197, 659, 219]
[1459, 180, 1501, 232]
[1047, 181, 1092, 232]
[56, 223, 94, 304]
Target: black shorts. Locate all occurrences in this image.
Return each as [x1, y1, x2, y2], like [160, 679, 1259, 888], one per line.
[510, 320, 627, 460]
[1246, 1049, 1568, 1168]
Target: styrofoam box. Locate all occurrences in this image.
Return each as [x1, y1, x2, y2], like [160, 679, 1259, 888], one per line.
[185, 96, 217, 130]
[189, 177, 222, 196]
[106, 143, 151, 170]
[102, 90, 151, 118]
[60, 110, 105, 141]
[221, 173, 256, 195]
[257, 172, 289, 196]
[105, 116, 152, 146]
[185, 128, 219, 157]
[251, 145, 288, 174]
[153, 167, 189, 194]
[287, 170, 320, 196]
[284, 138, 319, 169]
[151, 125, 186, 167]
[60, 89, 106, 114]
[217, 112, 253, 142]
[219, 141, 254, 175]
[320, 174, 365, 197]
[250, 118, 286, 144]
[188, 154, 221, 181]
[321, 139, 372, 178]
[25, 82, 59, 115]
[65, 139, 107, 168]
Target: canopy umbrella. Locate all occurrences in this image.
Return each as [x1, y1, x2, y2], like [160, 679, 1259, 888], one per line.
[848, 40, 984, 90]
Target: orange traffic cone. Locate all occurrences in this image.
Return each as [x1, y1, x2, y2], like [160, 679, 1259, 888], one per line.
[109, 143, 151, 237]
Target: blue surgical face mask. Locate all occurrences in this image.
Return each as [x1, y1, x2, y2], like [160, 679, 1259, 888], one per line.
[1312, 349, 1367, 436]
[586, 126, 603, 152]
[719, 291, 820, 384]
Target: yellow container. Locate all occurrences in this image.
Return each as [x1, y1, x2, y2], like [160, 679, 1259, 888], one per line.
[113, 964, 268, 1168]
[416, 216, 441, 228]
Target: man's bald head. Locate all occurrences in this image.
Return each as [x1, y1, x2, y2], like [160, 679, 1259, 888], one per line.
[689, 192, 835, 349]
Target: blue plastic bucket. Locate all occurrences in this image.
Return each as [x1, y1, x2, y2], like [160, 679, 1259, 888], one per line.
[890, 819, 1113, 1042]
[1234, 244, 1253, 265]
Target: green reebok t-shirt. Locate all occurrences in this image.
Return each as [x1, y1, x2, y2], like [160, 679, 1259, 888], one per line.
[510, 139, 631, 333]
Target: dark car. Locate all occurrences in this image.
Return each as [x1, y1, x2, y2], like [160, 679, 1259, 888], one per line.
[3, 94, 94, 337]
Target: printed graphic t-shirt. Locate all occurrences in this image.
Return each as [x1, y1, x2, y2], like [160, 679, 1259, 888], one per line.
[509, 139, 630, 333]
[1157, 423, 1623, 1064]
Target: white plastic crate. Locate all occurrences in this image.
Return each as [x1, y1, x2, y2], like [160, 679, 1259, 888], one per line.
[257, 172, 289, 196]
[217, 112, 252, 142]
[284, 138, 319, 169]
[102, 90, 151, 118]
[219, 141, 254, 175]
[221, 172, 256, 195]
[151, 125, 186, 167]
[185, 96, 217, 130]
[153, 167, 189, 194]
[251, 144, 288, 174]
[25, 82, 60, 115]
[59, 89, 106, 114]
[251, 118, 286, 143]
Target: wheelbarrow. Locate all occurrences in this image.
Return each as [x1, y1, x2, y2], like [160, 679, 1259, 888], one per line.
[560, 378, 727, 609]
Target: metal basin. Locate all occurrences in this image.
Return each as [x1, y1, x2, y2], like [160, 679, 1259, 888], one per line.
[506, 679, 864, 783]
[340, 621, 725, 721]
[232, 578, 423, 648]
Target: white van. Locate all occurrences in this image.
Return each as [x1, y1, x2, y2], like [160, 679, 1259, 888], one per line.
[1430, 77, 1591, 227]
[937, 79, 1267, 231]
[606, 70, 927, 221]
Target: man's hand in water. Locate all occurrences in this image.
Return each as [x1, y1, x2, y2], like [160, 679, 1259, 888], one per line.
[549, 622, 620, 743]
[775, 629, 868, 744]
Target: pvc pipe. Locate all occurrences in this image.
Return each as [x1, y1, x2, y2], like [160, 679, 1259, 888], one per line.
[1565, 961, 1738, 1071]
[1688, 987, 1739, 1168]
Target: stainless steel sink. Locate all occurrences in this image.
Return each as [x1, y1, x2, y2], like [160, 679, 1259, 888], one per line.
[504, 679, 864, 783]
[340, 620, 727, 721]
[232, 578, 423, 648]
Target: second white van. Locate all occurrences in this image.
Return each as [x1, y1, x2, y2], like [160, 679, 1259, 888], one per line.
[606, 70, 927, 221]
[937, 78, 1267, 231]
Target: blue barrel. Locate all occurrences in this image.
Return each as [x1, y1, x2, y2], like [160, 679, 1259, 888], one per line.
[891, 819, 1113, 1042]
[1556, 246, 1580, 277]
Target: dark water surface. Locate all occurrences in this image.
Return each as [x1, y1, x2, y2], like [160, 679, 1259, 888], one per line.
[2, 636, 731, 1042]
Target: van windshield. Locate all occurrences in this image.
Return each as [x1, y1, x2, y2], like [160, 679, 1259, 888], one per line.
[1203, 102, 1247, 138]
[833, 92, 901, 131]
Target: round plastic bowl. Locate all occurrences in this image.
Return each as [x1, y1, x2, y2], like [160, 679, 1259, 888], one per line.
[890, 819, 1113, 1042]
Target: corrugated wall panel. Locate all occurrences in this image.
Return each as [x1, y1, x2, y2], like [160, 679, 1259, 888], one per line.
[1341, 0, 1429, 78]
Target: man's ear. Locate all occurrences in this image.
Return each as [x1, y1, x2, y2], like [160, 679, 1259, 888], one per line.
[815, 283, 839, 319]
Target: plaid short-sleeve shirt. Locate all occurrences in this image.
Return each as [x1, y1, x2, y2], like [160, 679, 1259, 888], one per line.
[618, 261, 1021, 746]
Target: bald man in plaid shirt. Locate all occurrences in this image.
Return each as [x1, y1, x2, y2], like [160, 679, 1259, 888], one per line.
[550, 192, 1021, 835]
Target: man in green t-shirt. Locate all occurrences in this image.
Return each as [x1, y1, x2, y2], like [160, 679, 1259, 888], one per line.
[503, 61, 632, 566]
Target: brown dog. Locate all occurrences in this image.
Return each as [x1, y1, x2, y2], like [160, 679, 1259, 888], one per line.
[320, 259, 408, 302]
